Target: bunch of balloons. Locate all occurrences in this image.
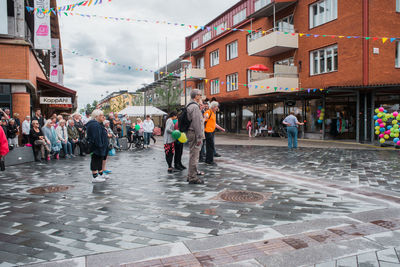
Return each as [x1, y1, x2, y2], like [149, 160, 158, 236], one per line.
[135, 124, 141, 131]
[172, 130, 188, 143]
[317, 106, 325, 124]
[374, 107, 400, 145]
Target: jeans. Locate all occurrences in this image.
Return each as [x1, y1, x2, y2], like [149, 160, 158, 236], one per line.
[286, 126, 298, 149]
[205, 132, 214, 164]
[61, 141, 73, 155]
[144, 132, 152, 146]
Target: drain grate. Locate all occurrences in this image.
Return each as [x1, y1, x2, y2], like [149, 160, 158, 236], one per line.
[213, 190, 271, 204]
[27, 185, 74, 195]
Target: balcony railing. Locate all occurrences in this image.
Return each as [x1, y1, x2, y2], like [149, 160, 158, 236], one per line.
[248, 65, 299, 96]
[248, 29, 298, 57]
[180, 66, 206, 81]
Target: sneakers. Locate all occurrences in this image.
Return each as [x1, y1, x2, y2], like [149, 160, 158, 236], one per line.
[214, 153, 222, 158]
[104, 170, 112, 174]
[205, 162, 218, 166]
[92, 177, 106, 183]
[188, 179, 204, 184]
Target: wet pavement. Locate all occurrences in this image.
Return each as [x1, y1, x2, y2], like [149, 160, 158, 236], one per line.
[0, 141, 399, 266]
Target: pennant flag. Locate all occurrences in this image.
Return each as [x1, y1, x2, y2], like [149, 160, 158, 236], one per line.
[390, 38, 396, 42]
[365, 37, 371, 40]
[382, 37, 388, 43]
[88, 0, 93, 6]
[299, 33, 304, 37]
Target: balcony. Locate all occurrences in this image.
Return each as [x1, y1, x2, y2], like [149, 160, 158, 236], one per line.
[248, 31, 298, 57]
[180, 67, 206, 81]
[248, 65, 298, 96]
[250, 0, 298, 19]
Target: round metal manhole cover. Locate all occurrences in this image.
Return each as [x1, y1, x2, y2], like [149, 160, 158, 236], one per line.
[213, 190, 271, 204]
[27, 185, 74, 195]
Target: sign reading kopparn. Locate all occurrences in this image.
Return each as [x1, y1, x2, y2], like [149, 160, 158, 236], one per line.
[40, 97, 72, 105]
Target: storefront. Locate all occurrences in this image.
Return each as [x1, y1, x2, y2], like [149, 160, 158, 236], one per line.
[0, 84, 11, 111]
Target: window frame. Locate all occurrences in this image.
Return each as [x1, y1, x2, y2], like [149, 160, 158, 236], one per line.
[397, 0, 400, 12]
[396, 41, 400, 68]
[203, 31, 211, 43]
[210, 49, 220, 67]
[196, 57, 204, 69]
[309, 0, 337, 29]
[226, 40, 238, 61]
[226, 73, 239, 92]
[216, 22, 226, 35]
[233, 8, 247, 25]
[210, 79, 220, 95]
[276, 14, 294, 32]
[309, 44, 338, 76]
[255, 0, 271, 11]
[191, 39, 199, 49]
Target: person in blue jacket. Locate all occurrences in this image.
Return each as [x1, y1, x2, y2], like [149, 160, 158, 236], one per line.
[86, 109, 109, 183]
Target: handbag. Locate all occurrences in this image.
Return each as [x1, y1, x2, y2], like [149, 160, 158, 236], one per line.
[108, 148, 116, 156]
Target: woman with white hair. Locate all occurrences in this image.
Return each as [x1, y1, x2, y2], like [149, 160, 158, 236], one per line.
[56, 119, 73, 158]
[86, 109, 109, 183]
[22, 116, 31, 146]
[30, 120, 51, 161]
[42, 119, 62, 160]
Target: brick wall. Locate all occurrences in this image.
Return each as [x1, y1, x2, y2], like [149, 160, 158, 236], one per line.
[0, 44, 29, 80]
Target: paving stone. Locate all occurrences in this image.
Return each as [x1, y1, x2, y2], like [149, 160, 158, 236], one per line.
[377, 248, 400, 263]
[315, 261, 336, 267]
[217, 259, 264, 267]
[364, 230, 400, 247]
[25, 257, 85, 267]
[378, 262, 400, 267]
[348, 208, 400, 223]
[336, 256, 357, 267]
[357, 251, 379, 267]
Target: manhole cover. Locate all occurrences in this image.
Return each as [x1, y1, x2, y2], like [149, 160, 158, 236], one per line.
[212, 190, 271, 204]
[27, 185, 74, 195]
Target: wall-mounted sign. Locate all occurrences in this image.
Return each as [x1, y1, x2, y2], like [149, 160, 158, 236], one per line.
[49, 104, 72, 108]
[40, 97, 72, 105]
[34, 0, 51, 50]
[50, 38, 59, 83]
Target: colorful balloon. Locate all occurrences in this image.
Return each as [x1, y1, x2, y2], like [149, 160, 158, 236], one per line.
[393, 112, 399, 117]
[393, 138, 400, 143]
[393, 120, 398, 125]
[172, 130, 182, 140]
[377, 113, 383, 118]
[384, 134, 390, 139]
[375, 108, 380, 114]
[135, 124, 140, 131]
[177, 132, 188, 143]
[380, 138, 385, 144]
[380, 128, 385, 132]
[379, 107, 384, 112]
[397, 141, 400, 146]
[379, 134, 384, 138]
[375, 130, 380, 135]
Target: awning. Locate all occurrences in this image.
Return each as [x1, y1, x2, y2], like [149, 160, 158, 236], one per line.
[37, 78, 77, 110]
[118, 106, 167, 117]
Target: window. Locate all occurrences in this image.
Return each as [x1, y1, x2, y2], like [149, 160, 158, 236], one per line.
[226, 41, 238, 61]
[247, 70, 253, 83]
[309, 0, 337, 28]
[210, 50, 219, 67]
[226, 73, 239, 92]
[216, 22, 226, 35]
[203, 31, 211, 43]
[276, 15, 294, 32]
[196, 57, 204, 69]
[198, 81, 205, 95]
[275, 57, 294, 66]
[233, 9, 247, 25]
[255, 0, 271, 11]
[191, 39, 199, 49]
[397, 0, 400, 12]
[310, 45, 338, 75]
[210, 79, 220, 95]
[396, 41, 400, 68]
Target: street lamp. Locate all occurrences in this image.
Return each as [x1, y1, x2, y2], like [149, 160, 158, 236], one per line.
[142, 83, 147, 119]
[180, 59, 191, 106]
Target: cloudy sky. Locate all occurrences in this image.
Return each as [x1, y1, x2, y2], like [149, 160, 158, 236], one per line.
[57, 0, 238, 108]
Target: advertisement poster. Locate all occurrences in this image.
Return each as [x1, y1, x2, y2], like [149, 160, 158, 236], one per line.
[34, 0, 51, 50]
[50, 38, 59, 83]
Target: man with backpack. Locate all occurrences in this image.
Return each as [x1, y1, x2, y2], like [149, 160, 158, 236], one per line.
[179, 89, 205, 184]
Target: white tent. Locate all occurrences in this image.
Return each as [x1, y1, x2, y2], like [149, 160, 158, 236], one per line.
[118, 106, 167, 117]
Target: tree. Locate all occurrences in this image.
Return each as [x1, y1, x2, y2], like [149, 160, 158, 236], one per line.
[85, 100, 99, 114]
[154, 80, 182, 113]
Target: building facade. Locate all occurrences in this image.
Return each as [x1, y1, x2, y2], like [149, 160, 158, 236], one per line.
[0, 0, 76, 120]
[182, 0, 400, 143]
[97, 91, 138, 114]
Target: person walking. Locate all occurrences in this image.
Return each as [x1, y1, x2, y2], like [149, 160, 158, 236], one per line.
[204, 101, 225, 166]
[86, 109, 109, 183]
[186, 89, 205, 184]
[22, 116, 31, 146]
[163, 112, 177, 173]
[282, 111, 304, 149]
[143, 115, 154, 148]
[246, 119, 252, 138]
[0, 125, 9, 171]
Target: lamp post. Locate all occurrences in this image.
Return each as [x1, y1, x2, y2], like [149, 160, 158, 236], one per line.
[142, 83, 147, 119]
[180, 59, 190, 106]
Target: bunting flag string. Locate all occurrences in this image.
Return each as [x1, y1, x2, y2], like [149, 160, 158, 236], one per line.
[26, 9, 399, 43]
[25, 0, 112, 14]
[66, 48, 329, 94]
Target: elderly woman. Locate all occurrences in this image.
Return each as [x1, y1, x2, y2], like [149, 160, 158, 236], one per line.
[163, 111, 177, 173]
[30, 120, 50, 161]
[86, 109, 108, 183]
[67, 120, 81, 156]
[42, 120, 61, 160]
[56, 119, 73, 158]
[104, 120, 117, 149]
[22, 116, 31, 146]
[6, 118, 19, 148]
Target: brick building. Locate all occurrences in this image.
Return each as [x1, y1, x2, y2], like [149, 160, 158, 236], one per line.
[0, 0, 77, 122]
[181, 0, 400, 143]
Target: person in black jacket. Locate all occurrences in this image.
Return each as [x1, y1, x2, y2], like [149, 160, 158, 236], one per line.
[32, 108, 45, 128]
[86, 110, 109, 183]
[7, 119, 19, 148]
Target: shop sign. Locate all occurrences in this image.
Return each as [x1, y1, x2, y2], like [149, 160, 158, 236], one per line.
[40, 97, 72, 105]
[50, 38, 59, 83]
[49, 104, 72, 108]
[34, 0, 51, 50]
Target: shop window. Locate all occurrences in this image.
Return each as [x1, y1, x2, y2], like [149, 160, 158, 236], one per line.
[310, 44, 338, 75]
[0, 84, 11, 111]
[309, 0, 337, 28]
[276, 15, 294, 32]
[226, 73, 238, 92]
[233, 9, 247, 25]
[203, 31, 211, 43]
[210, 79, 220, 95]
[396, 41, 400, 68]
[210, 50, 219, 67]
[226, 41, 238, 61]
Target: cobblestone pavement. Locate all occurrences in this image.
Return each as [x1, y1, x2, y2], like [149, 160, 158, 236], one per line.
[0, 141, 399, 266]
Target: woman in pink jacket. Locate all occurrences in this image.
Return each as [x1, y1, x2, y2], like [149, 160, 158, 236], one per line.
[0, 126, 9, 171]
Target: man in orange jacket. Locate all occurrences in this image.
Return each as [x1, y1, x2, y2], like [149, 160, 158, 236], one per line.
[204, 101, 225, 166]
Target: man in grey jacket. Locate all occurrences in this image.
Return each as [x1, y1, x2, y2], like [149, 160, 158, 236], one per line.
[187, 89, 205, 184]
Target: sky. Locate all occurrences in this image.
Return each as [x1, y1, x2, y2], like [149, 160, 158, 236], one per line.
[57, 0, 239, 109]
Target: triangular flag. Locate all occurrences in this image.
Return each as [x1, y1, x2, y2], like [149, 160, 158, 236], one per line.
[373, 37, 379, 41]
[338, 36, 344, 38]
[382, 38, 388, 43]
[365, 37, 371, 40]
[299, 33, 304, 37]
[205, 79, 208, 83]
[88, 0, 93, 6]
[390, 38, 396, 42]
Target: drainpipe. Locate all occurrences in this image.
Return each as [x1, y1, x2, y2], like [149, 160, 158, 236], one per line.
[362, 0, 369, 86]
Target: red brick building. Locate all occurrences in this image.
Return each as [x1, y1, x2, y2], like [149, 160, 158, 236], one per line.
[0, 0, 77, 122]
[181, 0, 400, 143]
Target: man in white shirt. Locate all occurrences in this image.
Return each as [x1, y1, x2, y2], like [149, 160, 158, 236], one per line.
[22, 116, 31, 146]
[142, 115, 154, 148]
[82, 111, 90, 125]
